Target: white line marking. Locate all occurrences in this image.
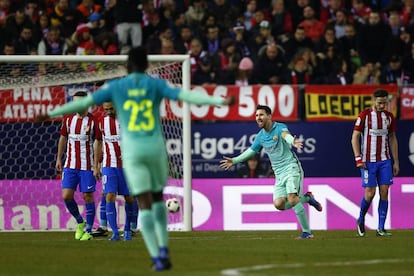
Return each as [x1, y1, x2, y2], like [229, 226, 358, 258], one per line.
[221, 258, 414, 275]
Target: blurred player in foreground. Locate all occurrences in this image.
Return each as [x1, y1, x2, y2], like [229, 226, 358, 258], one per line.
[36, 46, 235, 271]
[219, 105, 322, 239]
[351, 89, 399, 237]
[94, 101, 137, 241]
[55, 90, 100, 241]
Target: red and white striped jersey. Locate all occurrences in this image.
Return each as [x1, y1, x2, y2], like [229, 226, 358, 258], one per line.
[353, 108, 397, 162]
[98, 115, 122, 168]
[60, 113, 100, 170]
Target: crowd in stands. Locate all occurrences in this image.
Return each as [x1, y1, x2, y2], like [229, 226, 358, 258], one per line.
[1, 0, 414, 85]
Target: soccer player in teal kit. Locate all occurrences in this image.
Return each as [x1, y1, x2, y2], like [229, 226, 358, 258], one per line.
[220, 105, 322, 239]
[36, 46, 235, 271]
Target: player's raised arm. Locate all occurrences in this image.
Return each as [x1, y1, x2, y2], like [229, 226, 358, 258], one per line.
[178, 90, 236, 106]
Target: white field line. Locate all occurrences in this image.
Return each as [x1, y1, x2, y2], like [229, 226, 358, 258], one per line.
[221, 258, 414, 275]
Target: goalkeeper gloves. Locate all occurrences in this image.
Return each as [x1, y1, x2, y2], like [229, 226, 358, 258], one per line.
[355, 156, 363, 168]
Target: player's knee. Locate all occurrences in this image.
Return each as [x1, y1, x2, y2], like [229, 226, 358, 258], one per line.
[273, 200, 285, 210]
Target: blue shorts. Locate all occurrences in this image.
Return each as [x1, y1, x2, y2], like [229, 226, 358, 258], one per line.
[361, 159, 393, 188]
[102, 167, 130, 195]
[62, 168, 96, 193]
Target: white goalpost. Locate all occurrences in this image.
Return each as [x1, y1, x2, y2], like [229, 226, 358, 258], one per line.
[0, 54, 193, 232]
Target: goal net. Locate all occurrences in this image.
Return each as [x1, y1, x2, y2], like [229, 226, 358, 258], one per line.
[0, 54, 192, 232]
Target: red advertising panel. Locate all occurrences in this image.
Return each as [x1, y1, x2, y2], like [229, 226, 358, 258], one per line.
[0, 86, 66, 122]
[305, 85, 398, 121]
[0, 85, 299, 122]
[400, 86, 414, 119]
[162, 85, 299, 121]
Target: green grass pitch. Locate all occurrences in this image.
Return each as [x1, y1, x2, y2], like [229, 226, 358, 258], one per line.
[0, 230, 413, 275]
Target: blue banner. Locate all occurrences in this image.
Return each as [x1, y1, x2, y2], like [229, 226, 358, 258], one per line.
[190, 121, 414, 178]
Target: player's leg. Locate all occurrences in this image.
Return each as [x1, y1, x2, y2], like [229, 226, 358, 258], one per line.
[149, 153, 171, 269]
[376, 160, 393, 236]
[101, 168, 120, 241]
[119, 167, 133, 241]
[357, 163, 377, 237]
[130, 199, 139, 233]
[61, 168, 85, 240]
[78, 170, 96, 240]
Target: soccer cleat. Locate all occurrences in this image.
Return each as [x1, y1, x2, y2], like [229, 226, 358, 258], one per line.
[357, 220, 366, 237]
[123, 231, 132, 241]
[75, 220, 86, 240]
[152, 257, 172, 271]
[295, 232, 314, 240]
[376, 229, 392, 237]
[91, 227, 108, 237]
[305, 192, 323, 212]
[79, 232, 93, 241]
[108, 233, 120, 241]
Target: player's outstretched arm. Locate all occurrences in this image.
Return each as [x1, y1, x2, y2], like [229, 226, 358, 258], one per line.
[35, 95, 96, 121]
[219, 156, 234, 170]
[178, 90, 236, 106]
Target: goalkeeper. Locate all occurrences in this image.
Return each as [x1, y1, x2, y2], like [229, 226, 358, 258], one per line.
[36, 46, 235, 271]
[219, 105, 322, 239]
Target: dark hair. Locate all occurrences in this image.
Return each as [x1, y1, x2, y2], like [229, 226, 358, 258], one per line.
[373, 89, 388, 98]
[73, 90, 88, 97]
[127, 46, 148, 73]
[256, 105, 271, 115]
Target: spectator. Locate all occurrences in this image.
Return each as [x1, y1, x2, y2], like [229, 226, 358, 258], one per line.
[189, 37, 208, 76]
[145, 24, 173, 54]
[243, 0, 257, 32]
[357, 10, 392, 66]
[50, 0, 80, 39]
[159, 38, 176, 55]
[185, 0, 207, 30]
[24, 0, 40, 25]
[0, 0, 11, 28]
[88, 12, 105, 37]
[388, 25, 413, 59]
[259, 20, 276, 45]
[246, 30, 267, 63]
[174, 24, 193, 54]
[15, 25, 37, 55]
[37, 26, 68, 55]
[314, 26, 343, 62]
[339, 23, 361, 72]
[192, 54, 217, 85]
[35, 13, 50, 41]
[207, 0, 240, 34]
[3, 8, 33, 42]
[329, 9, 349, 39]
[401, 42, 414, 84]
[319, 0, 343, 25]
[114, 0, 143, 54]
[387, 10, 403, 37]
[288, 0, 312, 28]
[380, 55, 402, 84]
[203, 24, 221, 56]
[399, 0, 414, 26]
[236, 155, 267, 178]
[216, 37, 242, 84]
[284, 55, 312, 86]
[71, 23, 93, 55]
[349, 0, 371, 27]
[270, 0, 293, 42]
[248, 9, 266, 37]
[235, 56, 254, 86]
[298, 5, 326, 42]
[231, 21, 251, 57]
[77, 0, 103, 23]
[353, 61, 381, 84]
[94, 31, 119, 55]
[325, 59, 354, 85]
[252, 42, 286, 84]
[281, 25, 315, 63]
